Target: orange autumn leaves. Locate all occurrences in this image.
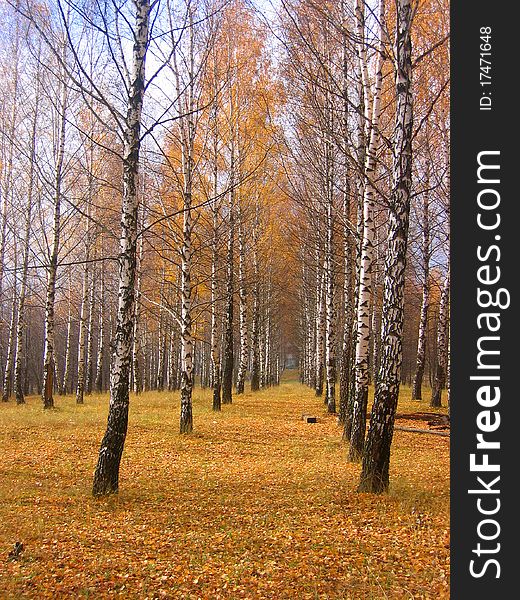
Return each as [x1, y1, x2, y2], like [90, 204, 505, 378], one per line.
[0, 379, 449, 599]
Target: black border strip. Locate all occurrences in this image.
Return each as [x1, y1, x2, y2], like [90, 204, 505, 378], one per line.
[451, 1, 516, 596]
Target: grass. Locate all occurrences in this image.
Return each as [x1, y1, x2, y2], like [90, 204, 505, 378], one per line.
[0, 372, 449, 599]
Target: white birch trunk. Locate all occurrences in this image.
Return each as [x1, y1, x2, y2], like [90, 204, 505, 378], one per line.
[359, 0, 413, 493]
[13, 71, 39, 405]
[95, 273, 105, 393]
[0, 14, 20, 318]
[42, 70, 68, 409]
[85, 273, 96, 395]
[61, 277, 73, 395]
[235, 206, 248, 395]
[221, 184, 235, 403]
[177, 9, 197, 433]
[2, 260, 17, 402]
[93, 0, 150, 495]
[76, 259, 89, 405]
[430, 268, 449, 407]
[250, 204, 261, 392]
[325, 198, 336, 413]
[343, 38, 367, 439]
[412, 184, 431, 400]
[156, 274, 166, 391]
[132, 222, 144, 394]
[210, 182, 221, 410]
[349, 0, 386, 461]
[264, 300, 271, 388]
[315, 260, 325, 397]
[167, 327, 175, 391]
[179, 176, 194, 432]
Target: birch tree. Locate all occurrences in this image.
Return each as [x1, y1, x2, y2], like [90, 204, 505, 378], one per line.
[235, 200, 248, 395]
[0, 2, 21, 336]
[430, 267, 449, 407]
[60, 274, 73, 394]
[95, 271, 105, 393]
[1, 239, 17, 402]
[411, 167, 431, 400]
[41, 37, 69, 409]
[75, 240, 89, 404]
[209, 106, 222, 410]
[173, 5, 198, 434]
[349, 0, 386, 462]
[358, 0, 414, 493]
[93, 0, 152, 495]
[13, 50, 41, 405]
[249, 204, 261, 392]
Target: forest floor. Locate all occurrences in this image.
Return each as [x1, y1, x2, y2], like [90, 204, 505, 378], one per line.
[0, 372, 449, 599]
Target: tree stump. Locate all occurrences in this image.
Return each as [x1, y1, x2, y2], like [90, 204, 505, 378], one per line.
[302, 414, 317, 423]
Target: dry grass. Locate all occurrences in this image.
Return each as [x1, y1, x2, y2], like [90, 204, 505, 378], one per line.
[0, 372, 449, 599]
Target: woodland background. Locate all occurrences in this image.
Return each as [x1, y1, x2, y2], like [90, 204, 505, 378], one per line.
[0, 0, 449, 596]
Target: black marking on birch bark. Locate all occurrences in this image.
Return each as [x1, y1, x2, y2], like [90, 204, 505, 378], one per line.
[93, 0, 150, 496]
[358, 0, 413, 494]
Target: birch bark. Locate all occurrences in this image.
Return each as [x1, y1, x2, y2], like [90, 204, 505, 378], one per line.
[359, 0, 414, 493]
[42, 63, 68, 409]
[221, 178, 235, 404]
[76, 218, 91, 405]
[250, 208, 261, 392]
[93, 0, 150, 495]
[85, 273, 96, 395]
[132, 218, 144, 394]
[430, 268, 449, 407]
[13, 65, 39, 405]
[0, 10, 20, 322]
[210, 155, 222, 410]
[343, 54, 366, 440]
[324, 193, 336, 413]
[61, 276, 73, 395]
[235, 203, 248, 395]
[338, 9, 355, 423]
[95, 272, 105, 393]
[314, 260, 325, 397]
[1, 244, 17, 402]
[412, 182, 431, 400]
[176, 8, 197, 433]
[349, 0, 386, 461]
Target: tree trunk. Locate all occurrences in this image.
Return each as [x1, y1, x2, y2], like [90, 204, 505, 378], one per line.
[61, 279, 73, 395]
[358, 0, 413, 493]
[338, 107, 354, 424]
[263, 297, 271, 388]
[430, 269, 449, 407]
[42, 69, 68, 410]
[76, 249, 90, 405]
[93, 0, 150, 496]
[13, 73, 38, 405]
[412, 180, 431, 400]
[235, 208, 248, 395]
[343, 33, 366, 441]
[132, 222, 144, 394]
[177, 10, 197, 434]
[179, 194, 194, 432]
[315, 261, 325, 397]
[221, 190, 234, 404]
[325, 196, 336, 413]
[95, 272, 105, 393]
[85, 274, 96, 395]
[0, 16, 20, 347]
[349, 0, 386, 461]
[2, 265, 17, 402]
[210, 197, 222, 410]
[250, 278, 260, 392]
